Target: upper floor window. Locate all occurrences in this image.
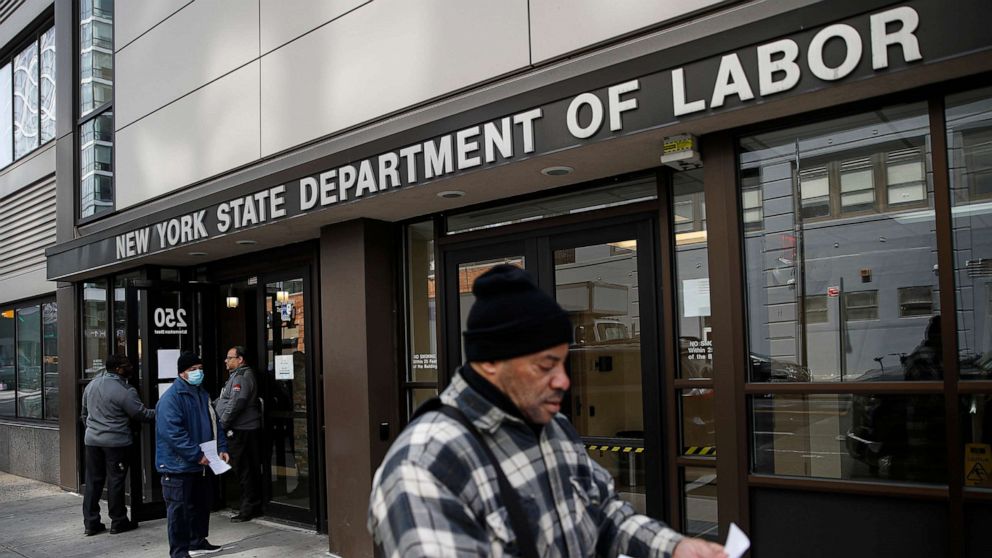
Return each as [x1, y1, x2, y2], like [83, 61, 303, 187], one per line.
[0, 24, 55, 168]
[78, 0, 114, 219]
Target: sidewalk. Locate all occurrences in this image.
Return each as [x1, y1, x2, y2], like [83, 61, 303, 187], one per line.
[0, 472, 334, 558]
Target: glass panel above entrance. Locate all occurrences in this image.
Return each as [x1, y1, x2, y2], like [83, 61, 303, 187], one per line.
[446, 177, 656, 235]
[554, 239, 646, 513]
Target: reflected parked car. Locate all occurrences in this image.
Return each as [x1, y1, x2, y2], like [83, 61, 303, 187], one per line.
[749, 353, 812, 382]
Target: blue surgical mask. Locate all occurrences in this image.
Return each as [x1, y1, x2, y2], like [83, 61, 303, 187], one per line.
[187, 369, 204, 386]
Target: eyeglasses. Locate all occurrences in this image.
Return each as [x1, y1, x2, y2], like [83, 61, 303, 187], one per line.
[224, 356, 240, 360]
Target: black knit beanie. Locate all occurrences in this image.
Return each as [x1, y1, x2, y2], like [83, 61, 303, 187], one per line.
[463, 264, 573, 362]
[176, 351, 203, 373]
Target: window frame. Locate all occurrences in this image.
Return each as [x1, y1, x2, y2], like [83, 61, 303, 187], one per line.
[0, 18, 56, 171]
[0, 295, 57, 422]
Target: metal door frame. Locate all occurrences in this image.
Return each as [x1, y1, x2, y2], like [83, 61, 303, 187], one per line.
[438, 212, 669, 520]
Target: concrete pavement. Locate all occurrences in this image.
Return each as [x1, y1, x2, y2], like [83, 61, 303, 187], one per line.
[0, 472, 335, 558]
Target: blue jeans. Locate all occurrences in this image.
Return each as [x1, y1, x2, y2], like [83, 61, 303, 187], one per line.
[161, 471, 212, 558]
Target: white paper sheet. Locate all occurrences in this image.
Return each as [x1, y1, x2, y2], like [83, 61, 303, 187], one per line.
[199, 440, 231, 475]
[725, 522, 751, 558]
[275, 354, 294, 380]
[157, 349, 181, 379]
[682, 278, 711, 317]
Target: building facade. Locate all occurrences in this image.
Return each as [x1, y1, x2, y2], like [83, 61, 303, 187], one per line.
[0, 0, 59, 486]
[30, 0, 992, 556]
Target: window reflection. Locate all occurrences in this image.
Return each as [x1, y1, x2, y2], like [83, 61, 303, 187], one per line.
[674, 169, 712, 379]
[79, 0, 113, 117]
[752, 394, 946, 483]
[0, 308, 13, 417]
[405, 222, 439, 418]
[946, 87, 992, 381]
[79, 111, 114, 218]
[740, 103, 939, 383]
[82, 280, 108, 378]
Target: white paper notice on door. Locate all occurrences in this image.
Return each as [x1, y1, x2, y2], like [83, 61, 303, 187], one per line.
[275, 354, 294, 380]
[157, 349, 181, 379]
[682, 278, 711, 317]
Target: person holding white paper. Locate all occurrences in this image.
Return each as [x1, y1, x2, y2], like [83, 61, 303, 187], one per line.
[156, 351, 229, 558]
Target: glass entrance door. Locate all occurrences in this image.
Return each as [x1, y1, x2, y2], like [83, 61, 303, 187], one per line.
[215, 269, 319, 527]
[261, 272, 316, 524]
[441, 218, 662, 516]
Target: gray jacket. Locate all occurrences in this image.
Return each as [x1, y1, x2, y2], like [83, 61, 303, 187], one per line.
[81, 371, 155, 447]
[214, 365, 261, 430]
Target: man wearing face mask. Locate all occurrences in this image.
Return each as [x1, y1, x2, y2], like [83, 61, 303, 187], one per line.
[369, 265, 726, 558]
[156, 351, 229, 558]
[80, 354, 155, 536]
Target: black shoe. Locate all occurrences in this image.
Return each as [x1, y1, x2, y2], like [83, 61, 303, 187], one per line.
[84, 523, 106, 536]
[230, 512, 259, 523]
[110, 520, 138, 534]
[189, 541, 222, 555]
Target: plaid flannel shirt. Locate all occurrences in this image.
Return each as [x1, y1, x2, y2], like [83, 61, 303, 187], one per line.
[368, 368, 683, 557]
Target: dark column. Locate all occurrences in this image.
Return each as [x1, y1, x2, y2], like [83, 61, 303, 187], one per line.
[701, 132, 750, 535]
[320, 219, 400, 557]
[57, 282, 80, 491]
[54, 0, 80, 493]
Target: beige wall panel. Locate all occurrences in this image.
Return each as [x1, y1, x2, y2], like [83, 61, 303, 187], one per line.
[260, 0, 529, 157]
[0, 268, 53, 302]
[0, 143, 53, 199]
[0, 0, 52, 52]
[260, 0, 370, 54]
[530, 0, 724, 63]
[116, 0, 259, 129]
[116, 62, 260, 209]
[116, 0, 192, 50]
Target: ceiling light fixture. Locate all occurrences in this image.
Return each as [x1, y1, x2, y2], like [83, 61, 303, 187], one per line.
[188, 251, 208, 257]
[437, 190, 465, 199]
[236, 239, 257, 246]
[541, 166, 573, 176]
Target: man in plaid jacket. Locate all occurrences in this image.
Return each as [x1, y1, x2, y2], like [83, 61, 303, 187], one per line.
[369, 265, 726, 557]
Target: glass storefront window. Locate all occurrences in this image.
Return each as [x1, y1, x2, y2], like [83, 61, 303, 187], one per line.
[82, 280, 108, 377]
[43, 302, 58, 419]
[680, 388, 715, 456]
[740, 103, 939, 383]
[405, 221, 438, 417]
[946, 87, 992, 381]
[751, 393, 946, 483]
[16, 306, 41, 419]
[674, 169, 712, 379]
[961, 394, 992, 490]
[682, 466, 718, 540]
[406, 221, 437, 383]
[0, 301, 57, 420]
[0, 308, 13, 417]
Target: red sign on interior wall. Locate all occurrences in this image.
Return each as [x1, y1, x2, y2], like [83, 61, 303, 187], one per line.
[827, 287, 840, 297]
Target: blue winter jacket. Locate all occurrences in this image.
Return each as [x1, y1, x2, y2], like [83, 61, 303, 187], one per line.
[155, 376, 228, 474]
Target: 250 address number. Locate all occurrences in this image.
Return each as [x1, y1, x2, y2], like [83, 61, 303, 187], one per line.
[153, 308, 188, 329]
